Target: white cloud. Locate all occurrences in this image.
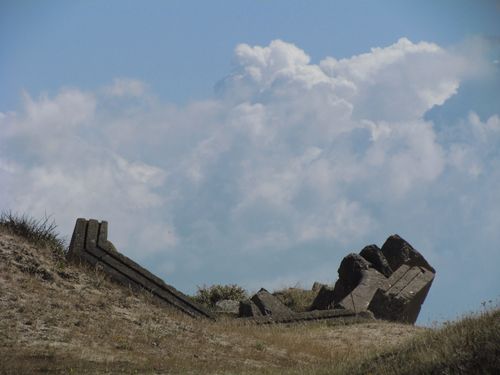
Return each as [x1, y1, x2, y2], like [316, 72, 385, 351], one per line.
[320, 38, 465, 121]
[104, 78, 147, 97]
[1, 38, 498, 318]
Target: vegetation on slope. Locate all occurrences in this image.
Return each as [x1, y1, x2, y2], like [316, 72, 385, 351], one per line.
[0, 211, 66, 255]
[342, 306, 500, 375]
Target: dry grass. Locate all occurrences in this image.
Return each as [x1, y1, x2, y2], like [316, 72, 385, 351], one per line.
[1, 216, 498, 374]
[272, 287, 317, 312]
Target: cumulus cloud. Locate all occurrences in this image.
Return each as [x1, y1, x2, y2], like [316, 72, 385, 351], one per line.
[1, 38, 498, 320]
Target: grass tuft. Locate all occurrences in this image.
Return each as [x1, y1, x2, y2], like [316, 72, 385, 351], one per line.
[273, 287, 317, 312]
[0, 211, 66, 256]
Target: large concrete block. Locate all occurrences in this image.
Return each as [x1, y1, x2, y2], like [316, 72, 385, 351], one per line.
[310, 284, 336, 310]
[381, 234, 435, 273]
[336, 268, 388, 313]
[368, 265, 435, 324]
[238, 299, 263, 317]
[67, 218, 214, 319]
[359, 244, 393, 277]
[251, 288, 294, 317]
[332, 253, 372, 303]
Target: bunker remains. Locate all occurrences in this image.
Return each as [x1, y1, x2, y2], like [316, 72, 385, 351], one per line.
[67, 218, 214, 319]
[309, 234, 435, 324]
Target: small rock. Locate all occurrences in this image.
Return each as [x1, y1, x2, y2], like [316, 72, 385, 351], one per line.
[215, 299, 240, 314]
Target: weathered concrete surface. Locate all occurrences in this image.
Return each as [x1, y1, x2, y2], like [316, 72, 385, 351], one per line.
[246, 308, 367, 325]
[381, 234, 435, 273]
[251, 288, 294, 317]
[368, 265, 435, 324]
[310, 285, 336, 310]
[332, 253, 372, 303]
[309, 235, 435, 324]
[239, 299, 263, 317]
[359, 245, 393, 277]
[67, 218, 214, 319]
[311, 253, 372, 311]
[336, 268, 388, 313]
[311, 281, 326, 292]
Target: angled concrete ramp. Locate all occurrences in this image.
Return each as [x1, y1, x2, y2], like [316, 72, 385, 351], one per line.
[67, 218, 214, 319]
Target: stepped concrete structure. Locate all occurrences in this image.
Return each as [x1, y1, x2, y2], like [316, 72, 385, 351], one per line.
[67, 218, 214, 319]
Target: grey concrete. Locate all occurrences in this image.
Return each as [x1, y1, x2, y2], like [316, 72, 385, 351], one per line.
[244, 309, 370, 325]
[359, 244, 393, 277]
[368, 265, 435, 324]
[308, 235, 435, 324]
[239, 299, 263, 317]
[251, 288, 294, 317]
[67, 218, 214, 319]
[336, 268, 388, 313]
[310, 284, 336, 310]
[381, 234, 435, 273]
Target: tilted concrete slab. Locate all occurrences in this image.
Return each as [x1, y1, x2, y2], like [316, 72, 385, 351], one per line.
[239, 299, 264, 317]
[251, 288, 294, 317]
[368, 265, 435, 324]
[310, 284, 336, 311]
[67, 218, 214, 319]
[381, 235, 435, 273]
[336, 268, 388, 313]
[242, 309, 372, 325]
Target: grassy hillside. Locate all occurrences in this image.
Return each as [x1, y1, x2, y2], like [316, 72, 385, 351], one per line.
[0, 214, 498, 374]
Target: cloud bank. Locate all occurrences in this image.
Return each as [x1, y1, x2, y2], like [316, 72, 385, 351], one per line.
[1, 38, 498, 321]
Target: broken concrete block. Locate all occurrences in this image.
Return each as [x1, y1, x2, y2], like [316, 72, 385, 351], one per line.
[251, 288, 294, 317]
[312, 281, 326, 292]
[310, 253, 373, 311]
[67, 218, 214, 319]
[359, 244, 393, 277]
[310, 284, 336, 310]
[309, 235, 435, 324]
[336, 268, 388, 313]
[381, 234, 435, 273]
[239, 299, 263, 317]
[331, 253, 372, 303]
[368, 264, 435, 324]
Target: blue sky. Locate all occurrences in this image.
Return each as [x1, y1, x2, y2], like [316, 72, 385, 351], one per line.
[1, 1, 499, 324]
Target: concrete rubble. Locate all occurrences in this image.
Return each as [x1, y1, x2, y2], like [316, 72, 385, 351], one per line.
[309, 234, 435, 324]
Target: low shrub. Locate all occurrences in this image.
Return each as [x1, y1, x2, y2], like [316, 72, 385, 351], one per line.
[193, 284, 247, 307]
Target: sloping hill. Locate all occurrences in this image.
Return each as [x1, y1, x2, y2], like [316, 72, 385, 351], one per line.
[0, 218, 498, 374]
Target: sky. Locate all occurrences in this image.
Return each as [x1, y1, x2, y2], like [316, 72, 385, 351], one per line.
[1, 1, 499, 324]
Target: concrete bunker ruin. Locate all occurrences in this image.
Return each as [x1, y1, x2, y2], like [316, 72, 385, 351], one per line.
[67, 219, 435, 324]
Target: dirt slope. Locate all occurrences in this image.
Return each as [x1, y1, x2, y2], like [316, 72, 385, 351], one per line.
[0, 229, 423, 374]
